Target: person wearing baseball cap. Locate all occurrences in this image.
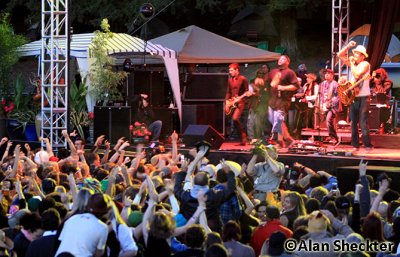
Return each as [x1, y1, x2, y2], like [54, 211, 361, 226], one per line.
[338, 41, 373, 151]
[316, 67, 340, 144]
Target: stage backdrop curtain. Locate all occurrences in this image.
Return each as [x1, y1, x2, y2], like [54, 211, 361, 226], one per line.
[367, 0, 400, 71]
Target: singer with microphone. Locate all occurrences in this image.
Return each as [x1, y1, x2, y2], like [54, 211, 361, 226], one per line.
[337, 41, 373, 151]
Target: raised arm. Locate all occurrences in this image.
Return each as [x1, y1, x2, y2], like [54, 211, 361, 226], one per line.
[142, 175, 158, 246]
[91, 135, 105, 153]
[101, 140, 111, 164]
[237, 186, 254, 215]
[171, 131, 178, 161]
[370, 179, 389, 213]
[11, 145, 21, 179]
[246, 155, 258, 177]
[337, 40, 356, 66]
[358, 160, 371, 218]
[40, 137, 54, 157]
[62, 130, 77, 156]
[1, 140, 12, 165]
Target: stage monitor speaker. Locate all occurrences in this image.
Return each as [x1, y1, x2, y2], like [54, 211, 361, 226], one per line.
[182, 103, 224, 134]
[368, 106, 390, 130]
[183, 125, 224, 149]
[94, 106, 131, 143]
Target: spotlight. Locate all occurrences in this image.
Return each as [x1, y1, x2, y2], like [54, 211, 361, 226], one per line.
[139, 3, 155, 19]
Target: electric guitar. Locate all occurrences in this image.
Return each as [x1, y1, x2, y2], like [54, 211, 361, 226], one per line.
[225, 91, 253, 116]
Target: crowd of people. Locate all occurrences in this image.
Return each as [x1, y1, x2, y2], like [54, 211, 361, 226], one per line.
[225, 41, 393, 149]
[0, 129, 399, 257]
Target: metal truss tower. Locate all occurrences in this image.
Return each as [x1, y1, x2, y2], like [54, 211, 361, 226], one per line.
[331, 0, 350, 76]
[41, 0, 69, 148]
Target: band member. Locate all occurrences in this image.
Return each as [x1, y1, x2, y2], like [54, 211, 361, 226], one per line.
[316, 69, 340, 144]
[268, 55, 300, 148]
[293, 73, 318, 134]
[338, 42, 373, 150]
[226, 63, 249, 145]
[371, 68, 393, 96]
[247, 76, 268, 143]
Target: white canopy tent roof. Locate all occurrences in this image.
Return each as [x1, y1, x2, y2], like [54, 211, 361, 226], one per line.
[17, 33, 182, 119]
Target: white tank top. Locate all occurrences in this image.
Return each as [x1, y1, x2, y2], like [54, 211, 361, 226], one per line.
[349, 61, 370, 97]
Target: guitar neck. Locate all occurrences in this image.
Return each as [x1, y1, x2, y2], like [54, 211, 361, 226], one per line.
[348, 73, 371, 91]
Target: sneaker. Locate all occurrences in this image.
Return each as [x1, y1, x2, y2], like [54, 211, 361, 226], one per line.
[365, 145, 374, 151]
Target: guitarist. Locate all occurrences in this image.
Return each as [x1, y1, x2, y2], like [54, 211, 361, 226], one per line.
[317, 69, 339, 144]
[226, 63, 249, 146]
[338, 41, 373, 150]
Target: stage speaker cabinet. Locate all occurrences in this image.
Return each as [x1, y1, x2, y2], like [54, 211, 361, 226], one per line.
[182, 103, 224, 134]
[132, 71, 166, 106]
[183, 125, 224, 149]
[183, 73, 228, 101]
[368, 106, 390, 130]
[94, 106, 131, 143]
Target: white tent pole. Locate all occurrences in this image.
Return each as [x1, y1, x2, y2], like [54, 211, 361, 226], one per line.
[162, 57, 181, 122]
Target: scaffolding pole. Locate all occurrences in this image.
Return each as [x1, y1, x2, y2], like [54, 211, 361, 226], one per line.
[41, 0, 69, 149]
[331, 0, 350, 77]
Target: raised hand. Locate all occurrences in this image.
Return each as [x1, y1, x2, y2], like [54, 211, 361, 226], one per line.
[123, 157, 131, 165]
[95, 135, 105, 147]
[117, 137, 126, 145]
[378, 179, 390, 196]
[104, 140, 110, 150]
[171, 130, 178, 143]
[69, 130, 78, 137]
[0, 137, 8, 146]
[14, 144, 21, 156]
[359, 159, 368, 177]
[61, 130, 69, 137]
[349, 40, 357, 47]
[120, 141, 130, 150]
[123, 196, 133, 208]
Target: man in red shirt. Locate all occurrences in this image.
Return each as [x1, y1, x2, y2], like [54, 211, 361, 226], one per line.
[226, 63, 249, 145]
[250, 205, 293, 256]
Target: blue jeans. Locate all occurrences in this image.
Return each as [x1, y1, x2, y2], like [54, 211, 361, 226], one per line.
[326, 110, 338, 139]
[148, 120, 162, 141]
[350, 97, 372, 147]
[268, 107, 285, 135]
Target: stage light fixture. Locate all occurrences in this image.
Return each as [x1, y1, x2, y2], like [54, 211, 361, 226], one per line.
[139, 3, 155, 19]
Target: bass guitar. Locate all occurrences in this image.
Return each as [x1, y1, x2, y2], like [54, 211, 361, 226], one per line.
[225, 91, 253, 116]
[337, 73, 370, 106]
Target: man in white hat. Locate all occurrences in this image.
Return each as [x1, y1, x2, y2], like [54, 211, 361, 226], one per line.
[338, 41, 373, 151]
[246, 144, 285, 201]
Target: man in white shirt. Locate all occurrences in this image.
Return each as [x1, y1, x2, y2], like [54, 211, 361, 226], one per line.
[56, 193, 111, 257]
